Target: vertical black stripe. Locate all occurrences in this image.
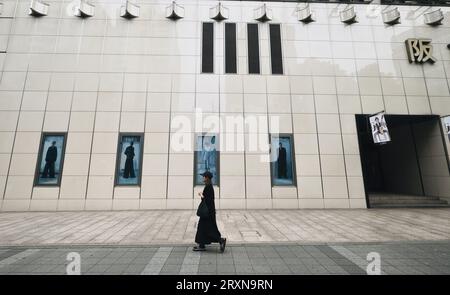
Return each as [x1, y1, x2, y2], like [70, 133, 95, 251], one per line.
[247, 23, 260, 74]
[225, 23, 237, 74]
[269, 24, 283, 75]
[202, 22, 214, 73]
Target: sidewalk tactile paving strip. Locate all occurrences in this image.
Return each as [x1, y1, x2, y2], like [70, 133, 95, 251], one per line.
[0, 242, 449, 275]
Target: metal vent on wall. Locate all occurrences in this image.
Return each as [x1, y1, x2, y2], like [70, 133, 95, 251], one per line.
[74, 0, 95, 18]
[382, 7, 401, 25]
[120, 0, 139, 19]
[210, 2, 229, 21]
[424, 9, 444, 26]
[166, 1, 184, 20]
[340, 5, 357, 24]
[29, 0, 49, 17]
[254, 3, 272, 22]
[297, 3, 314, 23]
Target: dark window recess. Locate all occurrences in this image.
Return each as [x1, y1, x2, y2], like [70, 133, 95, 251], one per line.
[225, 23, 237, 74]
[202, 22, 214, 73]
[269, 24, 283, 75]
[236, 0, 372, 4]
[247, 23, 260, 74]
[381, 1, 450, 6]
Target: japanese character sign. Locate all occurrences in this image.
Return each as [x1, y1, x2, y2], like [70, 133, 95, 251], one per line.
[405, 39, 436, 64]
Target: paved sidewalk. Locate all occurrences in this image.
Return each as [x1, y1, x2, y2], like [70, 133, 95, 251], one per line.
[0, 241, 449, 275]
[0, 209, 449, 246]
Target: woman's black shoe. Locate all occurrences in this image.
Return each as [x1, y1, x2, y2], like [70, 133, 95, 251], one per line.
[220, 238, 226, 253]
[193, 246, 206, 252]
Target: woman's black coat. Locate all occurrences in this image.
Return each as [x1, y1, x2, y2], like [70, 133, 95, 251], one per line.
[195, 183, 221, 245]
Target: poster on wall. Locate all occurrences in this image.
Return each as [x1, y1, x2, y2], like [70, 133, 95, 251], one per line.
[115, 134, 143, 186]
[444, 116, 450, 143]
[270, 135, 296, 186]
[442, 116, 450, 169]
[369, 112, 391, 144]
[35, 133, 66, 186]
[195, 134, 219, 186]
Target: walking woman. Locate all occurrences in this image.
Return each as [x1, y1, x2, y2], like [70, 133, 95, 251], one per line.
[193, 171, 226, 252]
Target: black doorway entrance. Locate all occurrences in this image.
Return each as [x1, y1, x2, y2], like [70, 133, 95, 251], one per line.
[356, 114, 449, 208]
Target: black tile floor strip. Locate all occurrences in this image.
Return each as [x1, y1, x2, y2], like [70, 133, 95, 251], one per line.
[316, 245, 367, 275]
[0, 249, 23, 262]
[0, 242, 449, 274]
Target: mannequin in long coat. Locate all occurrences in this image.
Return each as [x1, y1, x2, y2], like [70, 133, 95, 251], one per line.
[277, 142, 287, 178]
[194, 172, 226, 252]
[123, 142, 135, 178]
[42, 141, 58, 178]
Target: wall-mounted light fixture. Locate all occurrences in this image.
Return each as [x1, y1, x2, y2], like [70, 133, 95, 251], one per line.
[254, 3, 272, 22]
[74, 0, 95, 18]
[120, 0, 139, 19]
[29, 0, 49, 17]
[210, 2, 229, 21]
[166, 1, 184, 20]
[382, 7, 400, 25]
[296, 3, 314, 23]
[424, 9, 444, 26]
[340, 5, 357, 24]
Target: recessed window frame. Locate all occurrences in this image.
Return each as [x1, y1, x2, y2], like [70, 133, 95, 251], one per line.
[193, 133, 220, 187]
[34, 132, 68, 187]
[269, 133, 297, 187]
[201, 21, 215, 74]
[114, 133, 145, 187]
[247, 22, 261, 75]
[224, 22, 238, 74]
[269, 23, 284, 75]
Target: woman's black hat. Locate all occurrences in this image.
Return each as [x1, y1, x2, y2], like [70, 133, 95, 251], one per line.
[200, 171, 213, 179]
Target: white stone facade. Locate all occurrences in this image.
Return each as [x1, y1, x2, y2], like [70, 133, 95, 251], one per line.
[1, 0, 450, 211]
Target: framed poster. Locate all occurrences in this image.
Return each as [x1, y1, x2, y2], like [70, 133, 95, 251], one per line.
[194, 134, 219, 186]
[115, 134, 143, 186]
[443, 116, 450, 143]
[369, 112, 391, 144]
[442, 115, 450, 170]
[34, 133, 67, 186]
[270, 134, 296, 186]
